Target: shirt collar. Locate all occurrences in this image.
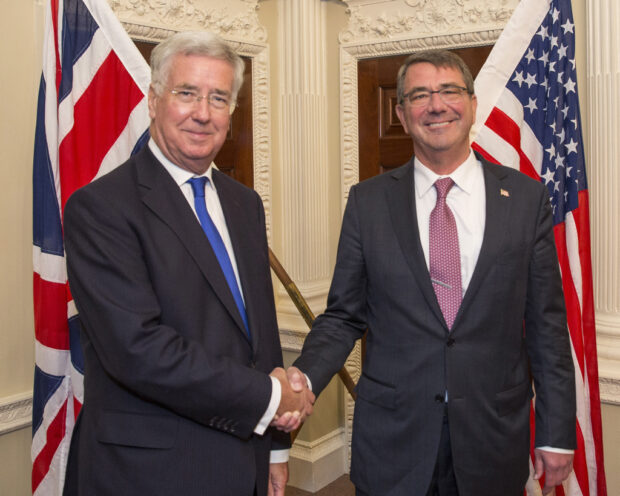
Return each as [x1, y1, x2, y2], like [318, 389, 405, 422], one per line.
[148, 138, 216, 187]
[414, 149, 479, 199]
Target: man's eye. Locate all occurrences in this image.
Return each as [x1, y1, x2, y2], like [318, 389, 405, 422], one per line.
[212, 95, 228, 104]
[442, 89, 459, 96]
[411, 93, 429, 101]
[178, 91, 195, 97]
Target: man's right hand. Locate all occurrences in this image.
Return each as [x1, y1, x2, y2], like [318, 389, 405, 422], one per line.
[269, 367, 315, 432]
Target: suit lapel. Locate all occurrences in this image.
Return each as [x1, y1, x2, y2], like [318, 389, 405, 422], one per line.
[458, 157, 512, 319]
[136, 149, 249, 340]
[387, 161, 446, 327]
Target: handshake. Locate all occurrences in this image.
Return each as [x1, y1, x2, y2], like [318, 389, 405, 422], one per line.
[269, 367, 315, 433]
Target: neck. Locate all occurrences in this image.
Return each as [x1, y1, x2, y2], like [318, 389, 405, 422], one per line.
[415, 147, 471, 176]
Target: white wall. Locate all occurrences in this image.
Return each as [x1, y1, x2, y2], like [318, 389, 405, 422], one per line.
[0, 1, 618, 495]
[0, 1, 44, 494]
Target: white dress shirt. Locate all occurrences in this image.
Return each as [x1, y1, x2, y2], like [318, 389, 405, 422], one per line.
[149, 140, 287, 462]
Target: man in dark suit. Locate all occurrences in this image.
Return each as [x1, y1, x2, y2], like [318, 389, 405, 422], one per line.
[63, 31, 312, 496]
[290, 50, 576, 496]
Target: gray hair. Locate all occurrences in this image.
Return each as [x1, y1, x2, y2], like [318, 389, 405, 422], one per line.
[396, 50, 475, 105]
[150, 31, 245, 104]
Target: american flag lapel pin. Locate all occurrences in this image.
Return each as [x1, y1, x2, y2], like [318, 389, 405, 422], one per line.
[500, 188, 510, 197]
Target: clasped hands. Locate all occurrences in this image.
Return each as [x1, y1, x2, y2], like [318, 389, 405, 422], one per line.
[269, 366, 315, 432]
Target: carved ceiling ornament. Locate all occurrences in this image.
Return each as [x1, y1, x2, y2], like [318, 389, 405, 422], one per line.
[108, 0, 267, 43]
[340, 0, 518, 43]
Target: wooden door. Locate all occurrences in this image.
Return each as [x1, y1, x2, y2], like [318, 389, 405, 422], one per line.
[357, 46, 493, 182]
[135, 41, 254, 188]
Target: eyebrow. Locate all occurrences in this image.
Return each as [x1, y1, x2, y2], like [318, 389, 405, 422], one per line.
[407, 83, 465, 93]
[172, 83, 231, 97]
[210, 88, 232, 97]
[173, 83, 200, 91]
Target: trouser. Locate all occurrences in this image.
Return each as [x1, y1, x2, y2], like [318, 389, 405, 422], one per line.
[355, 411, 458, 496]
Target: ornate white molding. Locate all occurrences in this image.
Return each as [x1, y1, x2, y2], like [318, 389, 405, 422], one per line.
[339, 0, 517, 44]
[342, 342, 362, 467]
[596, 312, 620, 403]
[289, 427, 348, 492]
[275, 276, 331, 333]
[291, 427, 346, 462]
[109, 0, 267, 43]
[0, 393, 32, 436]
[278, 327, 308, 353]
[108, 0, 273, 240]
[600, 377, 620, 406]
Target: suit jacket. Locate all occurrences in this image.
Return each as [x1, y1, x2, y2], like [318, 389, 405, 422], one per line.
[294, 153, 576, 496]
[63, 146, 288, 496]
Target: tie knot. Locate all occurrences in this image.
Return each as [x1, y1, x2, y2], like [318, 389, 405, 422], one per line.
[434, 177, 454, 200]
[188, 176, 209, 198]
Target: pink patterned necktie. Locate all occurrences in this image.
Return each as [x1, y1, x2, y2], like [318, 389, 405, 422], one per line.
[429, 177, 462, 330]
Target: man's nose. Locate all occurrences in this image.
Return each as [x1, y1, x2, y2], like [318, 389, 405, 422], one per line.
[427, 91, 447, 112]
[192, 97, 211, 121]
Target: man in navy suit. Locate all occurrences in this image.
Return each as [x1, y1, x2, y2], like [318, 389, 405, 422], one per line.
[63, 31, 312, 496]
[290, 50, 576, 496]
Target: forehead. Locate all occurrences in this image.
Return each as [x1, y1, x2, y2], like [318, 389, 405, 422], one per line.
[166, 53, 234, 90]
[404, 62, 466, 89]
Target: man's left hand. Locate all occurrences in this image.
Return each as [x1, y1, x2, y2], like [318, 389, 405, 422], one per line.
[533, 449, 574, 495]
[268, 462, 288, 496]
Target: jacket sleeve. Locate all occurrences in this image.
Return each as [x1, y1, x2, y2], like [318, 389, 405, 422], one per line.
[524, 184, 577, 449]
[294, 185, 368, 395]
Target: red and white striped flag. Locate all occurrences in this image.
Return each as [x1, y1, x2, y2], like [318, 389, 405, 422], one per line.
[473, 0, 606, 494]
[31, 0, 150, 493]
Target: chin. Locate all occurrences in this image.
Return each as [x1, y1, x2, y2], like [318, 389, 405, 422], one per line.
[426, 140, 455, 151]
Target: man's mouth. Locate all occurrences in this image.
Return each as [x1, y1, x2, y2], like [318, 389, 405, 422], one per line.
[185, 129, 211, 138]
[427, 120, 454, 129]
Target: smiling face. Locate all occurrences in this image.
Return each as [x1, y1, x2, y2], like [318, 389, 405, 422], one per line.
[148, 53, 234, 175]
[395, 62, 477, 174]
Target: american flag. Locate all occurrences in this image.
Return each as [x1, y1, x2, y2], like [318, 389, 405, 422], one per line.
[473, 0, 606, 495]
[31, 0, 150, 493]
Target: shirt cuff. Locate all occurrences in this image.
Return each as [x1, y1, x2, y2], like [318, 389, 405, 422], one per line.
[254, 376, 281, 435]
[270, 449, 290, 463]
[536, 446, 575, 454]
[304, 373, 313, 392]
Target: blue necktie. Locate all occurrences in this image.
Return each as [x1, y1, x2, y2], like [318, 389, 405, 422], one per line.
[188, 177, 250, 338]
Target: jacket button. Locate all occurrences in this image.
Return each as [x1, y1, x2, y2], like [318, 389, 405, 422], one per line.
[434, 394, 444, 403]
[250, 360, 256, 369]
[446, 338, 455, 347]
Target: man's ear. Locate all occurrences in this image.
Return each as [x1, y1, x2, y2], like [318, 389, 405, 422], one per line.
[147, 85, 157, 120]
[395, 104, 409, 135]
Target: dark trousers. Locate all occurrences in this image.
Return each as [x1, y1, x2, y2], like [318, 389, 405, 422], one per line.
[355, 412, 525, 496]
[425, 412, 459, 496]
[355, 411, 459, 496]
